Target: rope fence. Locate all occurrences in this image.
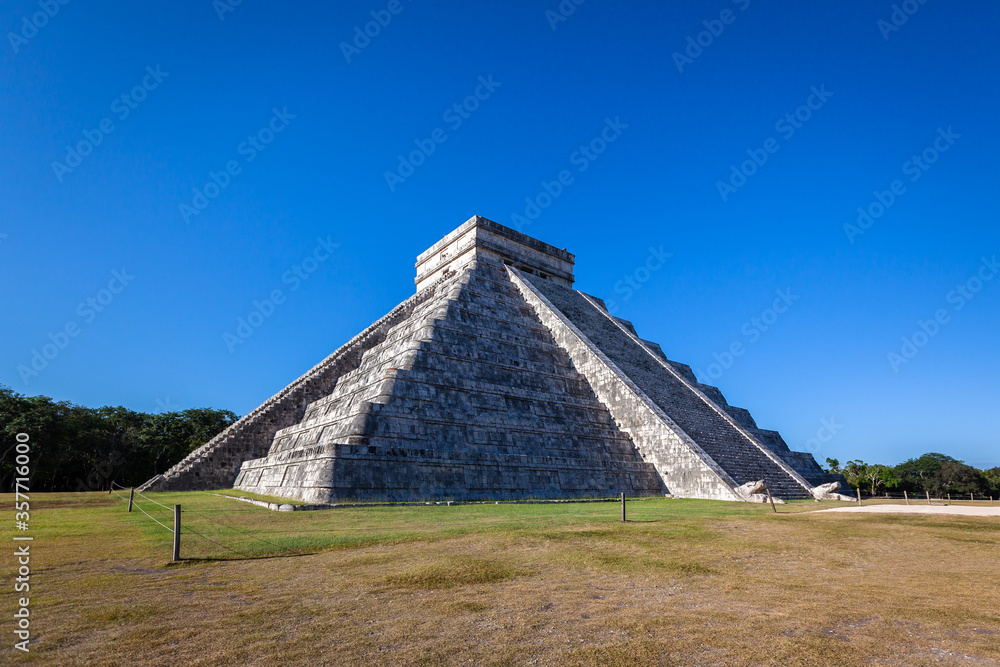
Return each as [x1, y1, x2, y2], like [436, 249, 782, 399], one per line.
[110, 482, 298, 561]
[852, 489, 996, 507]
[108, 487, 648, 562]
[134, 488, 173, 511]
[111, 482, 180, 561]
[107, 483, 998, 563]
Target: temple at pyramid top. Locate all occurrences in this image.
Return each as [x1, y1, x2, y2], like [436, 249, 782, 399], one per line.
[414, 215, 575, 291]
[142, 214, 850, 504]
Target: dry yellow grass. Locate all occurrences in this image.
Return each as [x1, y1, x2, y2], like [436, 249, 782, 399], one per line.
[3, 492, 998, 666]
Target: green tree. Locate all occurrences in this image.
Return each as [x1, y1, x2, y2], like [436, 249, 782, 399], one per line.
[862, 464, 900, 496]
[840, 460, 867, 491]
[928, 461, 985, 497]
[0, 385, 237, 491]
[983, 468, 1000, 494]
[838, 460, 899, 496]
[893, 453, 958, 493]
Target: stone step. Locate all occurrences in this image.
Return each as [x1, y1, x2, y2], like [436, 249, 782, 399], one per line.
[522, 273, 812, 499]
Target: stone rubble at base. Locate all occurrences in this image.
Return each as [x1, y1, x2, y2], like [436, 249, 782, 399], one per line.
[141, 216, 848, 503]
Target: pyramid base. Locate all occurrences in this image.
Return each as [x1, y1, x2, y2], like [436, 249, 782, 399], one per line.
[234, 443, 665, 504]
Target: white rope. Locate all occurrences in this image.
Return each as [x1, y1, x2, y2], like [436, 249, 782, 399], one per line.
[133, 490, 173, 511]
[180, 525, 251, 557]
[131, 501, 174, 533]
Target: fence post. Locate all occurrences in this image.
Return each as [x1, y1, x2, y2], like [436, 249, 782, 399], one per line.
[948, 493, 951, 504]
[856, 487, 862, 506]
[904, 490, 909, 506]
[172, 505, 181, 562]
[127, 488, 134, 513]
[926, 490, 931, 505]
[767, 488, 777, 513]
[620, 493, 626, 523]
[971, 493, 974, 505]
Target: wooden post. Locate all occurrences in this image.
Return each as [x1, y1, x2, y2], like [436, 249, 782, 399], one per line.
[620, 493, 626, 522]
[926, 490, 931, 505]
[971, 493, 975, 505]
[856, 487, 862, 506]
[766, 488, 777, 513]
[172, 505, 181, 562]
[904, 490, 909, 506]
[127, 488, 134, 513]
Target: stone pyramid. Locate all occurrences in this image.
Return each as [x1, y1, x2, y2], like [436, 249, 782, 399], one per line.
[142, 216, 841, 502]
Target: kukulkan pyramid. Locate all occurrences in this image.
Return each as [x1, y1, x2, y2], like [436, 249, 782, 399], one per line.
[142, 216, 845, 503]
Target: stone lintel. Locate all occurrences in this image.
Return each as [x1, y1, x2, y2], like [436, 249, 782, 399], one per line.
[415, 215, 575, 292]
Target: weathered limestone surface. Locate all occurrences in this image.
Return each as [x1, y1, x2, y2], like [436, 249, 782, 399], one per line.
[812, 481, 858, 502]
[415, 216, 575, 292]
[139, 268, 459, 492]
[143, 215, 836, 502]
[512, 270, 813, 500]
[507, 267, 743, 501]
[235, 257, 662, 502]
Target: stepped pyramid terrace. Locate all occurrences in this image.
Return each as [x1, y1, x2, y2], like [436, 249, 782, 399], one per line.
[142, 216, 847, 503]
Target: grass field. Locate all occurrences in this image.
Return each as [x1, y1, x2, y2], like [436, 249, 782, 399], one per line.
[3, 491, 998, 666]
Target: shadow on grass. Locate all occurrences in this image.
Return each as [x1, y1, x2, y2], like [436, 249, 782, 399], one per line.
[169, 551, 320, 565]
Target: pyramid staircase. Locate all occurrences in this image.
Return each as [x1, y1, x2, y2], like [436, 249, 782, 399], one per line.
[232, 259, 663, 502]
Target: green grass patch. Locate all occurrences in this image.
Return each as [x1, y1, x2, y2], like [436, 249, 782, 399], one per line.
[216, 488, 307, 505]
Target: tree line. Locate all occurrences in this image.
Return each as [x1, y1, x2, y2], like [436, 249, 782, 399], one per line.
[1, 385, 237, 492]
[3, 385, 997, 497]
[826, 453, 1000, 497]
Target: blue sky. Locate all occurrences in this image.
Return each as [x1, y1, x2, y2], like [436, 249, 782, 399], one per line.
[2, 0, 997, 468]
